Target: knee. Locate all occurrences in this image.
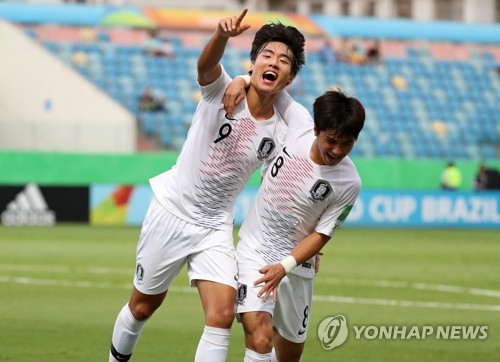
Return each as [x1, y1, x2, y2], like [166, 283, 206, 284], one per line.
[248, 333, 273, 354]
[128, 301, 158, 321]
[205, 306, 235, 328]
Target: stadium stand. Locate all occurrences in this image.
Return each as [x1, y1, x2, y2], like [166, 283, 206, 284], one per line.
[0, 0, 494, 160]
[29, 24, 498, 160]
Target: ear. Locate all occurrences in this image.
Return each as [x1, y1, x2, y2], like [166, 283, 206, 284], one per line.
[286, 74, 295, 86]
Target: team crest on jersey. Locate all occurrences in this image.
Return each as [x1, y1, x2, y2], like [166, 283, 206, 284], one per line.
[257, 137, 275, 160]
[309, 180, 332, 202]
[237, 283, 247, 303]
[135, 263, 144, 284]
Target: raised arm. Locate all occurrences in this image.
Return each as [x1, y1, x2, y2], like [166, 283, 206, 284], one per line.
[197, 9, 251, 86]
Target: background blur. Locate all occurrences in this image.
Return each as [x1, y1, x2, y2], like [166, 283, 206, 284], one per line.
[0, 1, 499, 361]
[1, 0, 499, 228]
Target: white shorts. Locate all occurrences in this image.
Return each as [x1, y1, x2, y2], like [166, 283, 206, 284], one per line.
[133, 198, 238, 295]
[236, 245, 314, 344]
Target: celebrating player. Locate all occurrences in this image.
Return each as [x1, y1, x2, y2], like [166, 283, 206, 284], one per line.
[108, 9, 306, 362]
[230, 88, 365, 361]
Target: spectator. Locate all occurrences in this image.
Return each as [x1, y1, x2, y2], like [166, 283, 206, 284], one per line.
[143, 29, 176, 59]
[474, 163, 500, 191]
[137, 86, 165, 112]
[366, 40, 381, 64]
[350, 42, 367, 64]
[318, 39, 337, 63]
[440, 161, 462, 191]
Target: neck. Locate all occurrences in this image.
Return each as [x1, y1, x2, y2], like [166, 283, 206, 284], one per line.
[246, 87, 276, 120]
[309, 139, 324, 165]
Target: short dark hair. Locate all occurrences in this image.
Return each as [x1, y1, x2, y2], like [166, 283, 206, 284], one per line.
[313, 90, 365, 139]
[250, 22, 305, 76]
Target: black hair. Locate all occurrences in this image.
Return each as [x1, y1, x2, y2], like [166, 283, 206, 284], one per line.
[250, 22, 305, 76]
[313, 90, 365, 139]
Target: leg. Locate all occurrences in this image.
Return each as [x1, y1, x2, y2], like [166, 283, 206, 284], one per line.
[193, 281, 236, 362]
[110, 198, 191, 361]
[128, 286, 167, 321]
[241, 312, 274, 354]
[109, 287, 167, 362]
[235, 243, 277, 361]
[272, 328, 304, 362]
[196, 280, 235, 328]
[189, 230, 239, 362]
[271, 274, 313, 362]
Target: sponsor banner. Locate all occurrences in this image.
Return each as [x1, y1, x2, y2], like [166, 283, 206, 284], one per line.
[90, 184, 253, 226]
[90, 184, 152, 226]
[348, 190, 500, 228]
[90, 185, 500, 228]
[0, 183, 89, 226]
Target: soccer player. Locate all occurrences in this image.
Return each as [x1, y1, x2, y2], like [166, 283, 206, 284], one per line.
[232, 89, 365, 361]
[108, 9, 306, 362]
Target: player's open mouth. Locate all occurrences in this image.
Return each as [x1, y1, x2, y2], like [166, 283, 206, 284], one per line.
[263, 71, 277, 82]
[326, 153, 340, 163]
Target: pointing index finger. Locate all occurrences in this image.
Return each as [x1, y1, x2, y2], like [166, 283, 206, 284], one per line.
[237, 8, 248, 24]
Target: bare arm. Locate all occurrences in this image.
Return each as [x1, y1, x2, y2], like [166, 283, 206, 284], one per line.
[255, 231, 330, 301]
[197, 9, 250, 86]
[222, 76, 248, 116]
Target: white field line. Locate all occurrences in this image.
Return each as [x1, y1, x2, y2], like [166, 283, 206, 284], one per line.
[3, 264, 500, 299]
[312, 295, 500, 312]
[1, 274, 499, 313]
[318, 277, 500, 299]
[0, 264, 132, 275]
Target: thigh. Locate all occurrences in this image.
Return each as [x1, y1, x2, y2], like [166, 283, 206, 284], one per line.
[235, 248, 275, 317]
[196, 280, 236, 328]
[273, 273, 313, 344]
[188, 228, 238, 289]
[134, 198, 194, 294]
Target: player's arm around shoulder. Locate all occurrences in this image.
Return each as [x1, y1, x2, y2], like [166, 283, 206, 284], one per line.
[275, 91, 314, 130]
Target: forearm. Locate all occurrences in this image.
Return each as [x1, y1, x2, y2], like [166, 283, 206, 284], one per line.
[288, 232, 330, 268]
[197, 30, 228, 85]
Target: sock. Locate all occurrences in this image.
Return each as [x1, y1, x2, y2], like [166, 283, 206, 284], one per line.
[244, 348, 271, 362]
[109, 304, 147, 362]
[194, 326, 231, 362]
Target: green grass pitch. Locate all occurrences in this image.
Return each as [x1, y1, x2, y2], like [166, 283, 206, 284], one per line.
[0, 225, 499, 361]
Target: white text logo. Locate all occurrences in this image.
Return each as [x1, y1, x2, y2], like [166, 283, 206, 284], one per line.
[1, 183, 56, 226]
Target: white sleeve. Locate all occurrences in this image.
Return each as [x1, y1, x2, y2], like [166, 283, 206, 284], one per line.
[315, 179, 361, 237]
[200, 65, 231, 103]
[275, 90, 314, 130]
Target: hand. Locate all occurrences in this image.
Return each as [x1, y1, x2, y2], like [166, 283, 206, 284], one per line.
[254, 263, 287, 302]
[315, 252, 324, 274]
[223, 76, 248, 117]
[217, 9, 251, 38]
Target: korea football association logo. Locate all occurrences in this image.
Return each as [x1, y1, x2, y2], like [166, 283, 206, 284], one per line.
[309, 180, 332, 202]
[257, 137, 275, 160]
[135, 263, 145, 284]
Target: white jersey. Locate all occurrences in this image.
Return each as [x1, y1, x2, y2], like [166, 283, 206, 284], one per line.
[150, 68, 287, 231]
[238, 98, 361, 279]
